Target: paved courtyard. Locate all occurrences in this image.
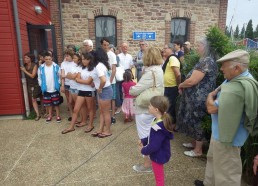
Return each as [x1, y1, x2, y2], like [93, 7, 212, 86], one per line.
[0, 105, 249, 186]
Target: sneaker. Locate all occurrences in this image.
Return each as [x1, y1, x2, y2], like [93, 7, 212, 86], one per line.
[111, 117, 116, 124]
[182, 143, 194, 148]
[194, 180, 204, 186]
[46, 116, 52, 123]
[184, 150, 202, 158]
[132, 164, 152, 173]
[56, 116, 61, 123]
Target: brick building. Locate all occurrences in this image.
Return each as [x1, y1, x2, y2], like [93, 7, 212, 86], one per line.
[52, 0, 228, 61]
[0, 0, 227, 117]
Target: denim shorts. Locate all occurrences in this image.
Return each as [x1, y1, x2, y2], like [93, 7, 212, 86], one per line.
[64, 85, 70, 91]
[98, 86, 113, 100]
[69, 88, 79, 95]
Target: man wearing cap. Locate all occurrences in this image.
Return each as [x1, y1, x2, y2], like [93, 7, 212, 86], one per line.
[195, 49, 258, 186]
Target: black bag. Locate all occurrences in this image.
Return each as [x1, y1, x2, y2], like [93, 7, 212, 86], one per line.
[59, 95, 64, 104]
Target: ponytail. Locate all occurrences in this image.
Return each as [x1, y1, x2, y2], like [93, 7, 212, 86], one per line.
[162, 112, 173, 132]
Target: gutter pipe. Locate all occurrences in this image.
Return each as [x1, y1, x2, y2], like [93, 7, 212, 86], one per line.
[59, 0, 64, 58]
[12, 0, 30, 117]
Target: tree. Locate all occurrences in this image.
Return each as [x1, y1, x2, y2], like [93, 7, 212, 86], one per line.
[245, 19, 254, 39]
[254, 24, 258, 38]
[240, 25, 246, 39]
[225, 26, 231, 37]
[234, 25, 239, 38]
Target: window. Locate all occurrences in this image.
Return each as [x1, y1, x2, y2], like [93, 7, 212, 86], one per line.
[170, 18, 189, 43]
[95, 16, 116, 49]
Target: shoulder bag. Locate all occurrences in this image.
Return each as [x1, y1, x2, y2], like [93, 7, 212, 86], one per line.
[135, 70, 164, 107]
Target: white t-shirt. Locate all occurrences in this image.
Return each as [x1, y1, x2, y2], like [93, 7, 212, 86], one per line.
[69, 62, 81, 90]
[61, 61, 73, 86]
[39, 63, 61, 93]
[118, 53, 133, 70]
[92, 62, 111, 89]
[77, 67, 96, 91]
[107, 50, 117, 84]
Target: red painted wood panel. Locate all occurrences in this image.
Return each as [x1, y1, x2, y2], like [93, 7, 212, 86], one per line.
[0, 0, 23, 115]
[0, 0, 51, 116]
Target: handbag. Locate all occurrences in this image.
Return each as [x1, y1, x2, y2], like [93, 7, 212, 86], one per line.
[135, 70, 164, 107]
[115, 66, 125, 81]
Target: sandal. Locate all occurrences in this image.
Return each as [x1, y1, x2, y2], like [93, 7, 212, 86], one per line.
[61, 128, 75, 134]
[84, 126, 94, 133]
[98, 133, 112, 138]
[184, 150, 202, 158]
[91, 131, 101, 137]
[35, 115, 41, 121]
[76, 123, 87, 127]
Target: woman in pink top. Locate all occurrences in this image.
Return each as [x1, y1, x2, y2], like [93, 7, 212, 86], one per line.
[122, 70, 136, 123]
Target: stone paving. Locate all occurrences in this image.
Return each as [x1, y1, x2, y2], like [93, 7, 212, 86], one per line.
[0, 104, 249, 186]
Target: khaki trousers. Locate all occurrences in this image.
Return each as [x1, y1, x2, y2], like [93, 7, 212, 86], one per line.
[203, 137, 242, 186]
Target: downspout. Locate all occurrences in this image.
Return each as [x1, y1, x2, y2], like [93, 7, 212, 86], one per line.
[12, 0, 30, 117]
[59, 0, 64, 58]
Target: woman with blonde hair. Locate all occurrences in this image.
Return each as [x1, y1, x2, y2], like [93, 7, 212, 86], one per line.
[130, 47, 164, 173]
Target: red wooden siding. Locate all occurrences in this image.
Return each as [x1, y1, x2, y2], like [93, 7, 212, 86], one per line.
[0, 0, 24, 115]
[0, 0, 51, 116]
[17, 0, 51, 54]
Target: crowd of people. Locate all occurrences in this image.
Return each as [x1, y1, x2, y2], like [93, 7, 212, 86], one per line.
[20, 37, 258, 186]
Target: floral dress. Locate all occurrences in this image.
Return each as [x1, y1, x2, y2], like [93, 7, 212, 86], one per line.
[177, 57, 218, 141]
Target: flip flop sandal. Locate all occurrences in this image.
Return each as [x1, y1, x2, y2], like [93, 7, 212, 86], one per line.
[98, 133, 112, 138]
[61, 128, 75, 134]
[91, 131, 101, 137]
[35, 115, 41, 121]
[76, 123, 87, 127]
[84, 126, 94, 133]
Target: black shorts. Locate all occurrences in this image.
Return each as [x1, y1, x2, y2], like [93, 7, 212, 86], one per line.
[78, 90, 96, 97]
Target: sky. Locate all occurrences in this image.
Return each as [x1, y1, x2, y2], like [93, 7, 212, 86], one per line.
[226, 0, 258, 30]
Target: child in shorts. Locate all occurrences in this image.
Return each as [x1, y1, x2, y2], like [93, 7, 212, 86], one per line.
[38, 51, 62, 123]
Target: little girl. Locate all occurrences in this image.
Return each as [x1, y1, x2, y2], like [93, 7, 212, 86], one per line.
[122, 70, 136, 123]
[140, 96, 174, 186]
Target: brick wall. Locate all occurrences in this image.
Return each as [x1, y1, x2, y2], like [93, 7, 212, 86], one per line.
[50, 0, 63, 63]
[51, 0, 228, 56]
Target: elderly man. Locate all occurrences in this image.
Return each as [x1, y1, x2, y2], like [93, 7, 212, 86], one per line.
[83, 39, 95, 57]
[195, 49, 258, 186]
[134, 39, 147, 81]
[118, 42, 134, 70]
[184, 41, 191, 51]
